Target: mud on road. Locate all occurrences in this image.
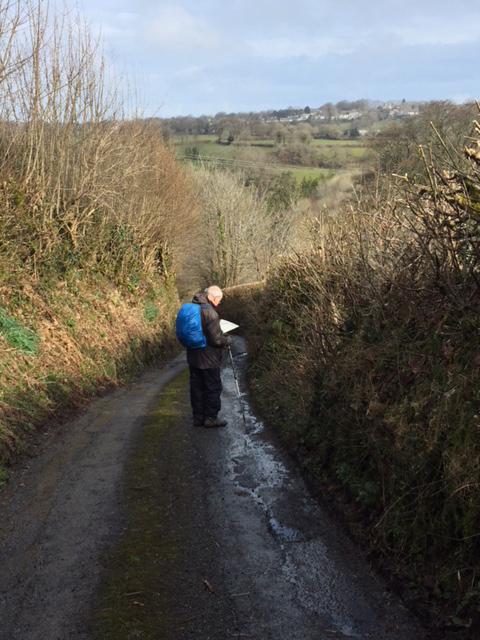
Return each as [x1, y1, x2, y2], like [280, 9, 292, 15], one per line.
[0, 338, 425, 639]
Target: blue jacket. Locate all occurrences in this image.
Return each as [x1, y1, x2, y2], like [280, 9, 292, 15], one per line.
[187, 292, 230, 369]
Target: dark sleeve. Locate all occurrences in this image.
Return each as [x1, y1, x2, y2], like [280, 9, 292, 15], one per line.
[203, 307, 229, 348]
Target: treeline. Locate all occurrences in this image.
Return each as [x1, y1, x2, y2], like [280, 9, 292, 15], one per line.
[156, 99, 431, 140]
[224, 108, 480, 636]
[370, 101, 477, 175]
[158, 113, 364, 143]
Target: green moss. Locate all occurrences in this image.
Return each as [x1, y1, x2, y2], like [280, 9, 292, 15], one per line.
[65, 317, 76, 329]
[0, 465, 8, 487]
[0, 308, 39, 355]
[143, 301, 159, 323]
[92, 370, 189, 640]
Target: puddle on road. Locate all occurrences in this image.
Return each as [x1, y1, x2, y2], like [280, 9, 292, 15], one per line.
[225, 349, 311, 546]
[267, 517, 306, 543]
[227, 411, 296, 532]
[219, 341, 421, 640]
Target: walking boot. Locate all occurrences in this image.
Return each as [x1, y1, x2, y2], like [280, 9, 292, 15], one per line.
[203, 416, 228, 428]
[193, 415, 204, 427]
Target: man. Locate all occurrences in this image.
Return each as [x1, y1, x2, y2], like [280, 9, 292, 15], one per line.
[187, 285, 231, 428]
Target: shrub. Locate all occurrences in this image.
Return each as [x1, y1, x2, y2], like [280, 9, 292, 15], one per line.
[229, 113, 480, 632]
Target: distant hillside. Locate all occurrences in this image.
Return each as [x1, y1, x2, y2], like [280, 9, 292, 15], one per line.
[152, 99, 431, 138]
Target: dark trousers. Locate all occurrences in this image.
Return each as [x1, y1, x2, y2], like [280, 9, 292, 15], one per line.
[189, 366, 222, 420]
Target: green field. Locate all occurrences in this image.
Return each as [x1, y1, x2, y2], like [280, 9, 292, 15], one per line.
[312, 138, 363, 146]
[174, 134, 372, 182]
[281, 167, 336, 180]
[174, 134, 218, 144]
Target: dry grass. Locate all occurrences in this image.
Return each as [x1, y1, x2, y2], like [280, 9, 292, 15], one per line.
[0, 2, 196, 286]
[0, 2, 196, 464]
[0, 275, 179, 463]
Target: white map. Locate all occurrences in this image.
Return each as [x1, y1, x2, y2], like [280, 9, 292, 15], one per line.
[220, 319, 239, 334]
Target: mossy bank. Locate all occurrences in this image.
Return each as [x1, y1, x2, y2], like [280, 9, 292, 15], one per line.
[0, 271, 179, 472]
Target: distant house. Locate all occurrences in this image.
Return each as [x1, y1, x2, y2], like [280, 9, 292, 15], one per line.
[337, 111, 362, 121]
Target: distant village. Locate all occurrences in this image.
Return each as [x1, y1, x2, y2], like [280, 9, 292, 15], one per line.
[158, 100, 424, 138]
[264, 101, 420, 123]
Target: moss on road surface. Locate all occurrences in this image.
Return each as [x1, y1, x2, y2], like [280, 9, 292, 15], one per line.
[92, 370, 236, 640]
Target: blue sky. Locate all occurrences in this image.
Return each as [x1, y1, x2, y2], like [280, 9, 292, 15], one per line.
[67, 0, 479, 116]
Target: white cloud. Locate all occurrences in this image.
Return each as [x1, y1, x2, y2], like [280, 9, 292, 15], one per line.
[145, 5, 221, 51]
[248, 36, 355, 59]
[172, 65, 205, 78]
[392, 16, 480, 47]
[67, 0, 480, 115]
[87, 9, 140, 43]
[99, 23, 135, 40]
[116, 11, 141, 24]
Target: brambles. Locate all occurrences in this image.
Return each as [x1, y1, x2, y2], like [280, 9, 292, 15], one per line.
[227, 112, 480, 633]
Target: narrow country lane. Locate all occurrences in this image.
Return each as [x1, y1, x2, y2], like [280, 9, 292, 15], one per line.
[0, 338, 425, 640]
[0, 358, 187, 640]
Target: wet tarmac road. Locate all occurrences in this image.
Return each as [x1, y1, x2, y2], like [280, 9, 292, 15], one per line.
[195, 339, 424, 639]
[0, 357, 187, 640]
[0, 338, 425, 639]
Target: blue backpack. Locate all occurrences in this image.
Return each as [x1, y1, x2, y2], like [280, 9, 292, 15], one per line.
[175, 303, 206, 349]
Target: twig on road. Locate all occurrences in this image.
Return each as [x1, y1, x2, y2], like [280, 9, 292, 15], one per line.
[203, 578, 215, 594]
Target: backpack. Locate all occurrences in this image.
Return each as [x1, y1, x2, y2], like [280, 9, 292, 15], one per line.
[175, 303, 206, 349]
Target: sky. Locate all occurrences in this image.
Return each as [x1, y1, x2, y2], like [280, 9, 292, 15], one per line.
[66, 0, 479, 117]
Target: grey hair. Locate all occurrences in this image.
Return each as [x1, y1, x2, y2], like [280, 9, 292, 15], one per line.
[205, 285, 223, 300]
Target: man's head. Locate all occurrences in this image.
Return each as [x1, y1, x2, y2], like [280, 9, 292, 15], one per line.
[205, 285, 223, 307]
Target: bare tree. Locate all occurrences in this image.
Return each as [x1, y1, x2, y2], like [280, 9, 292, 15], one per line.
[188, 166, 298, 288]
[0, 0, 196, 284]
